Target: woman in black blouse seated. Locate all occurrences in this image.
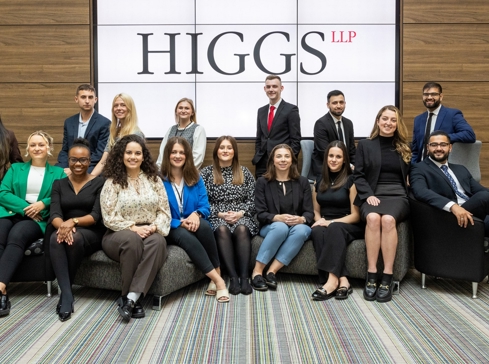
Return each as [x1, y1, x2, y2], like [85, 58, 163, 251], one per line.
[310, 141, 364, 301]
[353, 105, 411, 303]
[251, 144, 314, 291]
[49, 138, 106, 321]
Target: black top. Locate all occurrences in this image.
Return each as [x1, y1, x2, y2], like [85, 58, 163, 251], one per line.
[277, 180, 294, 214]
[378, 136, 403, 184]
[49, 176, 105, 230]
[316, 174, 353, 219]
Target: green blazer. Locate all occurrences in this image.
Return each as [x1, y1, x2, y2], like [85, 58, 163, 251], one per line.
[0, 161, 66, 233]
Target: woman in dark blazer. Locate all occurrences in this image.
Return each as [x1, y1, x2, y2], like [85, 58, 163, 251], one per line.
[0, 131, 65, 316]
[0, 116, 24, 182]
[251, 144, 314, 291]
[161, 137, 229, 303]
[353, 105, 411, 303]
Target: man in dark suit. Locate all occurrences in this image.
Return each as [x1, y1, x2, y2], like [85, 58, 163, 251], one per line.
[252, 75, 301, 177]
[411, 82, 475, 164]
[312, 90, 355, 177]
[410, 130, 489, 233]
[56, 84, 111, 174]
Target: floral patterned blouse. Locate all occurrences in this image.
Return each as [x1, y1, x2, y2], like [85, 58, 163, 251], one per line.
[201, 165, 258, 235]
[101, 172, 171, 236]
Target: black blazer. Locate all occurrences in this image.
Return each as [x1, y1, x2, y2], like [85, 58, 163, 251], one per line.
[312, 112, 356, 176]
[254, 176, 314, 228]
[410, 158, 488, 210]
[353, 137, 410, 206]
[252, 100, 301, 165]
[56, 110, 111, 171]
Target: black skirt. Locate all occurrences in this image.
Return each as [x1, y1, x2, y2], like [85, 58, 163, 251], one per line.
[360, 183, 409, 222]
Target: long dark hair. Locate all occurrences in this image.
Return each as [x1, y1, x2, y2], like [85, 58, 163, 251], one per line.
[160, 137, 200, 186]
[263, 144, 300, 181]
[318, 141, 352, 192]
[104, 134, 158, 188]
[0, 116, 11, 181]
[211, 135, 243, 185]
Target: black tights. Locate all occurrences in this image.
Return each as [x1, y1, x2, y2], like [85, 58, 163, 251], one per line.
[214, 225, 251, 278]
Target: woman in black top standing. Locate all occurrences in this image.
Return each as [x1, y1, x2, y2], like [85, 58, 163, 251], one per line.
[353, 105, 411, 303]
[310, 141, 364, 301]
[49, 138, 106, 321]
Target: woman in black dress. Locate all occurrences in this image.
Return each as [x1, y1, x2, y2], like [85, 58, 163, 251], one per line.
[310, 141, 364, 301]
[49, 138, 106, 321]
[353, 105, 411, 303]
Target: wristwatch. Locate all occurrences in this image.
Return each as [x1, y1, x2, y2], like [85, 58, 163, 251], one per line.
[329, 220, 335, 224]
[195, 211, 203, 218]
[72, 218, 79, 226]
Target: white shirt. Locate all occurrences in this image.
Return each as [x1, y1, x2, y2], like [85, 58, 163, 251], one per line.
[330, 112, 346, 147]
[25, 166, 45, 203]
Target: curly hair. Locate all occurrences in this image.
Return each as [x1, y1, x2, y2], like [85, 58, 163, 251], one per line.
[160, 136, 200, 186]
[103, 134, 158, 188]
[369, 105, 412, 164]
[263, 143, 300, 181]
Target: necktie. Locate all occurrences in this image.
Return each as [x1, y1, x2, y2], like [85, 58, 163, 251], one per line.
[337, 121, 344, 143]
[422, 113, 434, 159]
[267, 105, 275, 132]
[440, 165, 469, 201]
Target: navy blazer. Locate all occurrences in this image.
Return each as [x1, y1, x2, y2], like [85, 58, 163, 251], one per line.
[162, 176, 210, 229]
[411, 105, 475, 164]
[253, 100, 301, 165]
[410, 158, 488, 210]
[254, 175, 314, 228]
[353, 137, 410, 206]
[312, 112, 356, 177]
[57, 110, 111, 171]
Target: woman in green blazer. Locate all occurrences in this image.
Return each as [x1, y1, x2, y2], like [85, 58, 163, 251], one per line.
[0, 131, 65, 317]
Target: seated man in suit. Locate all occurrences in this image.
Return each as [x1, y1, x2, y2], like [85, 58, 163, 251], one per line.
[56, 84, 111, 174]
[411, 82, 475, 164]
[252, 75, 301, 177]
[410, 130, 489, 234]
[311, 90, 355, 177]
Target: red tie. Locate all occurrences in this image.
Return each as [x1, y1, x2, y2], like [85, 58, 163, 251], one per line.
[267, 105, 275, 132]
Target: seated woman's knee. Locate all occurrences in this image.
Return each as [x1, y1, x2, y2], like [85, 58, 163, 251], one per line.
[381, 215, 396, 230]
[366, 213, 381, 228]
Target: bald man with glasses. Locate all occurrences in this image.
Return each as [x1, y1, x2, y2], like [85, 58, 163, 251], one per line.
[411, 82, 475, 164]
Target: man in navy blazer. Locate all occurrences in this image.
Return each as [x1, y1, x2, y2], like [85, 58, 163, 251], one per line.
[411, 82, 475, 164]
[312, 90, 355, 177]
[252, 75, 301, 177]
[56, 84, 111, 173]
[410, 130, 489, 233]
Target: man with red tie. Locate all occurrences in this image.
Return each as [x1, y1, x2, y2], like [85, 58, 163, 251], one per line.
[252, 75, 301, 177]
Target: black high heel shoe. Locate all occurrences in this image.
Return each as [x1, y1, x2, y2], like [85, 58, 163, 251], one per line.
[0, 292, 11, 317]
[58, 302, 74, 322]
[56, 295, 74, 314]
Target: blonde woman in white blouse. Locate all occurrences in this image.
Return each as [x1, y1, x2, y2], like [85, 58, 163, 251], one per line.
[100, 134, 171, 322]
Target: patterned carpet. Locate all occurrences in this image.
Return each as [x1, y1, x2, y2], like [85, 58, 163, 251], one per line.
[1, 270, 489, 363]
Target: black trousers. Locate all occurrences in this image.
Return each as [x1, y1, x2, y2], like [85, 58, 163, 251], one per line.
[462, 191, 489, 235]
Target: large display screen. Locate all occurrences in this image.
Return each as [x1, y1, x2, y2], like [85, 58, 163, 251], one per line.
[94, 0, 399, 138]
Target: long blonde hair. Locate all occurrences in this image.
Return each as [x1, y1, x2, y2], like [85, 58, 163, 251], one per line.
[369, 105, 411, 164]
[108, 93, 140, 150]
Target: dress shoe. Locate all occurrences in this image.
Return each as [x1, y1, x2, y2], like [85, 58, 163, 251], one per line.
[131, 300, 145, 319]
[335, 286, 353, 300]
[251, 275, 268, 291]
[376, 279, 394, 303]
[363, 276, 378, 301]
[0, 293, 11, 317]
[312, 287, 336, 301]
[265, 272, 278, 289]
[228, 277, 241, 295]
[118, 298, 135, 321]
[58, 302, 74, 322]
[240, 278, 253, 295]
[56, 295, 75, 314]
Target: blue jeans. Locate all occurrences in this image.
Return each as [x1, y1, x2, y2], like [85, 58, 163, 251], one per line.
[256, 222, 311, 266]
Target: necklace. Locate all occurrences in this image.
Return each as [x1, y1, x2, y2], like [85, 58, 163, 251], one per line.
[174, 122, 191, 137]
[331, 176, 339, 185]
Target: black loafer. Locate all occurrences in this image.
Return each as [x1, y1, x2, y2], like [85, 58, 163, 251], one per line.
[335, 286, 353, 300]
[131, 300, 145, 319]
[118, 298, 135, 321]
[312, 287, 336, 301]
[0, 293, 11, 317]
[265, 272, 278, 289]
[251, 275, 268, 291]
[363, 278, 378, 301]
[376, 280, 394, 303]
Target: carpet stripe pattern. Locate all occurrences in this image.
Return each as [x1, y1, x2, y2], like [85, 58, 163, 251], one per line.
[0, 271, 488, 363]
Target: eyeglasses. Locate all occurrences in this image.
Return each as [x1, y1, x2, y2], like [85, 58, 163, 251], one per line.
[423, 92, 440, 97]
[428, 142, 450, 148]
[68, 157, 90, 164]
